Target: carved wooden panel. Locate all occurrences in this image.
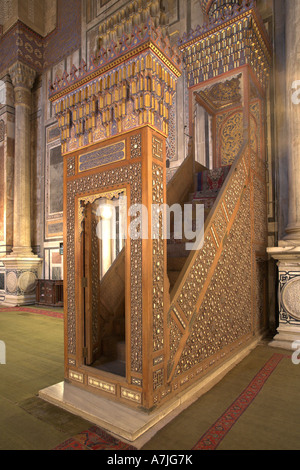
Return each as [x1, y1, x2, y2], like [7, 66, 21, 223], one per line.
[174, 187, 252, 377]
[66, 159, 142, 374]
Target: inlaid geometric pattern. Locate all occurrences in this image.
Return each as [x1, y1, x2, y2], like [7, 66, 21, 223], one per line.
[79, 141, 125, 172]
[130, 134, 142, 159]
[152, 136, 163, 161]
[66, 157, 143, 381]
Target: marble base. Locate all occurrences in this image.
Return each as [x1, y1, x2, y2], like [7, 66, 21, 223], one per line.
[1, 257, 42, 307]
[39, 337, 261, 447]
[269, 324, 300, 350]
[2, 293, 37, 307]
[267, 245, 300, 350]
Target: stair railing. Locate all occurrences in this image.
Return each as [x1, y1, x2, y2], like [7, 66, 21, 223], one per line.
[166, 138, 251, 382]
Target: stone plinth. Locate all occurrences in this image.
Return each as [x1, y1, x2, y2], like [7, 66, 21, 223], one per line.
[0, 61, 43, 307]
[267, 246, 300, 350]
[1, 257, 42, 306]
[39, 336, 260, 445]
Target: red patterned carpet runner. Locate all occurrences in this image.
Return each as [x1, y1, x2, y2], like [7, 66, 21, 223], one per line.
[0, 306, 64, 319]
[192, 353, 286, 450]
[53, 426, 136, 450]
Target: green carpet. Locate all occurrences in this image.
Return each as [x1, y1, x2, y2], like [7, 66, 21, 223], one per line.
[1, 308, 300, 450]
[0, 309, 92, 450]
[142, 346, 300, 451]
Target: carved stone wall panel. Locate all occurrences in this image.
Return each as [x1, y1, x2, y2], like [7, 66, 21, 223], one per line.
[6, 271, 18, 294]
[277, 270, 300, 325]
[6, 269, 39, 295]
[45, 124, 64, 244]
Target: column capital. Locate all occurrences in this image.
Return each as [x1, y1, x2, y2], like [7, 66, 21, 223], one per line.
[8, 61, 36, 90]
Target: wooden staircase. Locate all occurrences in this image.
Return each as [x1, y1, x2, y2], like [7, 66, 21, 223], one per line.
[167, 162, 232, 294]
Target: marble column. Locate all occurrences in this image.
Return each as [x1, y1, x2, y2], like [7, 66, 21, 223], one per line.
[2, 62, 42, 306]
[268, 0, 300, 349]
[284, 0, 300, 243]
[9, 61, 36, 257]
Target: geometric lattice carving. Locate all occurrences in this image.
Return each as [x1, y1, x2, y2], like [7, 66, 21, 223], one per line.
[220, 111, 244, 166]
[152, 163, 165, 353]
[67, 156, 76, 177]
[130, 134, 142, 159]
[161, 134, 268, 402]
[175, 187, 252, 377]
[66, 162, 142, 372]
[152, 136, 163, 161]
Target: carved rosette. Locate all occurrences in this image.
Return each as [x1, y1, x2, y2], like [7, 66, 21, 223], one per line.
[6, 269, 38, 295]
[279, 273, 300, 324]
